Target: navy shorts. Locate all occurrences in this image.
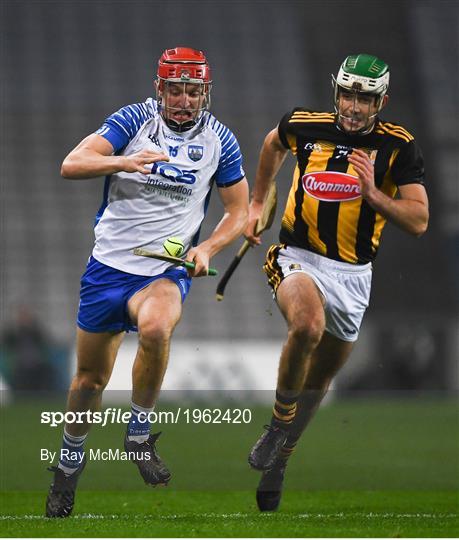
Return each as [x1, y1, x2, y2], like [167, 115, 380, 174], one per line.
[77, 256, 192, 333]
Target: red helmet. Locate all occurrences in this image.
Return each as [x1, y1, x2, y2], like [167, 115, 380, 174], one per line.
[157, 47, 211, 84]
[156, 47, 212, 132]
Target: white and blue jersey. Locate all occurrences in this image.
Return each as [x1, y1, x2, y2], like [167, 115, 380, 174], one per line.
[92, 98, 245, 276]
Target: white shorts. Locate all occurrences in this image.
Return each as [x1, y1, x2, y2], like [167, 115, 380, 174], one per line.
[264, 245, 372, 342]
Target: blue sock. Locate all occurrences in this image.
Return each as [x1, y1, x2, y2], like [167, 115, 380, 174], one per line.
[126, 402, 153, 443]
[57, 429, 87, 476]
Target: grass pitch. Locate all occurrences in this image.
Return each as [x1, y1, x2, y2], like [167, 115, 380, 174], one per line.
[1, 490, 457, 537]
[0, 395, 458, 537]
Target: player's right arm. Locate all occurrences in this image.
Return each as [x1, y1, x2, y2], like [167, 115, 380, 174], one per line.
[61, 133, 168, 180]
[245, 127, 288, 245]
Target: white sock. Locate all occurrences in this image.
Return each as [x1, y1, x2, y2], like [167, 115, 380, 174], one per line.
[127, 401, 154, 443]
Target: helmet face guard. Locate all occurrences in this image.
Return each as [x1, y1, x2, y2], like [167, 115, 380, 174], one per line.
[332, 54, 389, 135]
[156, 47, 212, 132]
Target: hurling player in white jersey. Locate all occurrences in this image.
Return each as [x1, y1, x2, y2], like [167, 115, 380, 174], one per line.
[45, 47, 249, 518]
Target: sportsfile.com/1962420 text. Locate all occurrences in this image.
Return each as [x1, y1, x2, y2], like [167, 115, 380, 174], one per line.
[40, 407, 253, 427]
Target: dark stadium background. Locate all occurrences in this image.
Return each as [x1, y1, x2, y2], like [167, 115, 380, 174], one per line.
[1, 0, 457, 396]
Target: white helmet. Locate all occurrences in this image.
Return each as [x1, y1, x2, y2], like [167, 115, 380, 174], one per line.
[332, 54, 390, 133]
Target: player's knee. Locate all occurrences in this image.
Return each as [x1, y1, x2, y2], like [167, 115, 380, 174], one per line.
[74, 369, 110, 394]
[138, 320, 173, 349]
[288, 318, 324, 349]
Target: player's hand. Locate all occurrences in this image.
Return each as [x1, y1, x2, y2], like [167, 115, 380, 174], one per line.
[244, 200, 264, 246]
[120, 151, 169, 175]
[347, 149, 377, 199]
[185, 245, 211, 277]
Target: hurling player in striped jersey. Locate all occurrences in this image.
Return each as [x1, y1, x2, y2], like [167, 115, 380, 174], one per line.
[245, 54, 429, 511]
[45, 47, 249, 517]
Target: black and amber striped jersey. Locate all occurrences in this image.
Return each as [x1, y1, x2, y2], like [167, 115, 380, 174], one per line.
[277, 109, 425, 264]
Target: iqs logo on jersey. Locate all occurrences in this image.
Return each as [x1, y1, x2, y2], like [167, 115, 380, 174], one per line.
[188, 145, 203, 162]
[302, 171, 361, 202]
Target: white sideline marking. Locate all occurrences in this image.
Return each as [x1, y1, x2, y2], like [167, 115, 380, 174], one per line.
[1, 512, 458, 520]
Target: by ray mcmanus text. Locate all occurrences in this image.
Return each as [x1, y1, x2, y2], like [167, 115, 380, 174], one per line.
[40, 447, 151, 463]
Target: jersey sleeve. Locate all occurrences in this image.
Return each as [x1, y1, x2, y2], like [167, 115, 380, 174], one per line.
[212, 124, 245, 187]
[94, 101, 154, 153]
[277, 110, 295, 149]
[391, 140, 425, 186]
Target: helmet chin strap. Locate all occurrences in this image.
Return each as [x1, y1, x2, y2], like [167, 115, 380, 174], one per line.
[156, 97, 198, 132]
[163, 116, 196, 132]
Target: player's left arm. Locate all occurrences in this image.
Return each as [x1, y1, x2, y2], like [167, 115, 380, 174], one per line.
[186, 178, 249, 277]
[348, 148, 429, 236]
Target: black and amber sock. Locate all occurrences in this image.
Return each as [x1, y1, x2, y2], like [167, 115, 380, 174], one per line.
[278, 439, 297, 464]
[270, 390, 299, 429]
